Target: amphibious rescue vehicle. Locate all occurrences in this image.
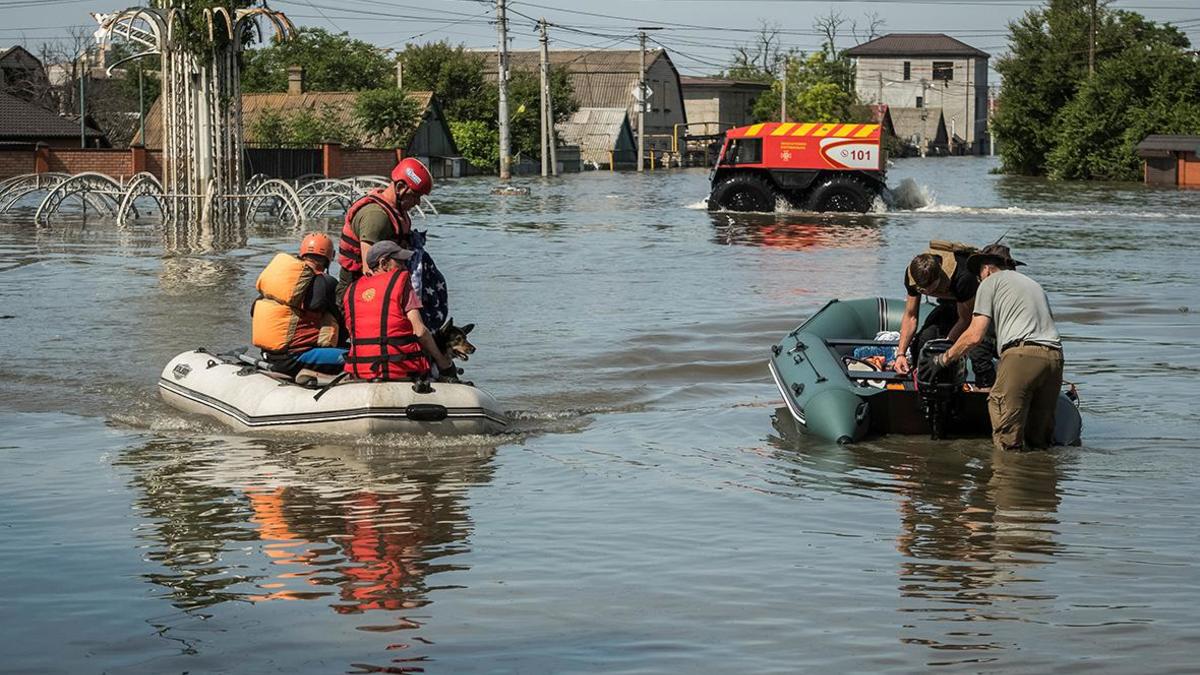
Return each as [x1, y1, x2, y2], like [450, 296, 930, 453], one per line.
[708, 121, 887, 213]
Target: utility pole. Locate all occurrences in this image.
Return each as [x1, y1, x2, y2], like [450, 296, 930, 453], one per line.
[539, 18, 550, 177]
[78, 54, 88, 148]
[637, 30, 647, 172]
[1088, 0, 1097, 76]
[780, 55, 788, 123]
[138, 65, 145, 147]
[496, 0, 511, 179]
[396, 60, 403, 89]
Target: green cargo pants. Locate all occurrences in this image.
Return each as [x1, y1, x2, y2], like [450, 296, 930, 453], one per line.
[987, 344, 1064, 452]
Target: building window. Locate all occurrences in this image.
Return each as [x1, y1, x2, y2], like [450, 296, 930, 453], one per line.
[932, 61, 954, 81]
[903, 61, 911, 80]
[916, 96, 924, 109]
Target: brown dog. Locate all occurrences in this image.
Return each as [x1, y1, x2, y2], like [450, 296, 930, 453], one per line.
[435, 318, 476, 362]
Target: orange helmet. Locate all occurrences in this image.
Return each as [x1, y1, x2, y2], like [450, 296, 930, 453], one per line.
[391, 157, 433, 196]
[298, 232, 334, 261]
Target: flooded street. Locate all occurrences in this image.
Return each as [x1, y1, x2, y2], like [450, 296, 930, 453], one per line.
[2, 157, 1199, 672]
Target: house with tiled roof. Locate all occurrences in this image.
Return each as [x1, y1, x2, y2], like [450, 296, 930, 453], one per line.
[846, 34, 990, 154]
[0, 91, 106, 148]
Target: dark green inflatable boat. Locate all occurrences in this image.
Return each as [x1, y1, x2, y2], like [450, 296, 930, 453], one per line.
[768, 297, 1083, 445]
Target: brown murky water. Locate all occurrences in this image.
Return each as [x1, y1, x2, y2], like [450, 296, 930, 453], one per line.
[2, 158, 1199, 672]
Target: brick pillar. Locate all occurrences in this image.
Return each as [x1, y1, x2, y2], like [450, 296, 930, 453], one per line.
[394, 148, 404, 164]
[34, 143, 50, 173]
[322, 141, 342, 178]
[130, 144, 147, 174]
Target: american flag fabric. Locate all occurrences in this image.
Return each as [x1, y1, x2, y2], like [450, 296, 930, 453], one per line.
[406, 229, 449, 330]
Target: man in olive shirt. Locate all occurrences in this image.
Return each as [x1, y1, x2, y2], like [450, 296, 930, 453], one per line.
[335, 158, 433, 310]
[931, 244, 1064, 451]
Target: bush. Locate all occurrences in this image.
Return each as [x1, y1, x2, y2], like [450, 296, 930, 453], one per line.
[450, 120, 499, 172]
[353, 89, 422, 149]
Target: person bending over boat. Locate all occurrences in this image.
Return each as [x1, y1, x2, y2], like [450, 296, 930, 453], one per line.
[928, 244, 1063, 452]
[336, 158, 451, 332]
[894, 241, 997, 388]
[343, 241, 457, 383]
[251, 233, 346, 376]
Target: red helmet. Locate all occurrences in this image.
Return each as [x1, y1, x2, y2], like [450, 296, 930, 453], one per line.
[391, 157, 433, 196]
[298, 232, 334, 261]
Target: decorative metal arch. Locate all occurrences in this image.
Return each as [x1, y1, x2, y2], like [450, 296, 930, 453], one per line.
[0, 173, 71, 215]
[33, 172, 126, 225]
[245, 178, 306, 229]
[115, 172, 167, 228]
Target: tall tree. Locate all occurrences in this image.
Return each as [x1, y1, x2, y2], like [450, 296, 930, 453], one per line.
[396, 41, 491, 123]
[241, 28, 392, 92]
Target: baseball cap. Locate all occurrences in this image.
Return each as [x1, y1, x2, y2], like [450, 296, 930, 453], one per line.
[365, 240, 414, 269]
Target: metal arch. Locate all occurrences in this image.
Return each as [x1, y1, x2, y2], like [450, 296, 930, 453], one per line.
[0, 173, 71, 215]
[246, 178, 306, 229]
[33, 172, 125, 226]
[115, 172, 166, 228]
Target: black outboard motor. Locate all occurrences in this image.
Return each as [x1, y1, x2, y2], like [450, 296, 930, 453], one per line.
[915, 339, 967, 440]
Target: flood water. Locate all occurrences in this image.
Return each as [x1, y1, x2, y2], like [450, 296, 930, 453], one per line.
[2, 157, 1199, 673]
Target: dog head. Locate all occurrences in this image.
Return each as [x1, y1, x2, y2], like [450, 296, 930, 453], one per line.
[438, 318, 476, 361]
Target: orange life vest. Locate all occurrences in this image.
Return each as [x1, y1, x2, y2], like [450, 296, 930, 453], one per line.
[337, 192, 410, 275]
[343, 269, 428, 380]
[251, 253, 339, 353]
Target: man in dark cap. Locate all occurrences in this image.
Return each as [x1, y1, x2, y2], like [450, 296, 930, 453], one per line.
[928, 244, 1064, 451]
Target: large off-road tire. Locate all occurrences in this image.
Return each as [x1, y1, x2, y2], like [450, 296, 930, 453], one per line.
[708, 173, 778, 212]
[805, 174, 877, 213]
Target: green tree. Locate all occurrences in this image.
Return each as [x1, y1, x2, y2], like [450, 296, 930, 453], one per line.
[449, 120, 499, 171]
[287, 104, 351, 146]
[250, 108, 289, 145]
[397, 41, 492, 122]
[241, 27, 391, 93]
[992, 0, 1192, 176]
[1046, 42, 1200, 180]
[353, 88, 423, 149]
[752, 51, 856, 122]
[496, 68, 577, 162]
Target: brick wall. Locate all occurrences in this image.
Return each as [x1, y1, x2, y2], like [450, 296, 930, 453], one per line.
[45, 148, 135, 178]
[336, 148, 398, 178]
[0, 151, 34, 179]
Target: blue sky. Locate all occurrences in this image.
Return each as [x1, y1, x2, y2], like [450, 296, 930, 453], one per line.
[2, 0, 1198, 81]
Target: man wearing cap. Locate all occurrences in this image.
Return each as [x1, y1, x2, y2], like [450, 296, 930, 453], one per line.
[336, 157, 434, 311]
[342, 240, 457, 383]
[929, 244, 1064, 451]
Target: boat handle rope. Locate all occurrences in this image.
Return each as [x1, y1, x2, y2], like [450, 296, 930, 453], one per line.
[312, 372, 350, 402]
[789, 338, 827, 384]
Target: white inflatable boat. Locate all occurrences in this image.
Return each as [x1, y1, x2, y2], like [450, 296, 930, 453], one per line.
[159, 349, 509, 436]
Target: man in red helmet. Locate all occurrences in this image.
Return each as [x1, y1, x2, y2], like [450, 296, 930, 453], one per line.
[335, 158, 433, 312]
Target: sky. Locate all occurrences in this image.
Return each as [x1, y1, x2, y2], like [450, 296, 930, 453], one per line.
[2, 0, 1199, 83]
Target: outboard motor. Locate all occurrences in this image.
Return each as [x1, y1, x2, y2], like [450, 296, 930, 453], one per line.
[915, 339, 967, 440]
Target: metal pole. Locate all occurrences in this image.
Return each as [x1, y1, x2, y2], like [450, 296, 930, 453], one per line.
[780, 56, 787, 123]
[79, 54, 86, 148]
[547, 65, 558, 176]
[138, 65, 145, 146]
[396, 60, 403, 89]
[539, 18, 549, 177]
[637, 30, 646, 172]
[497, 0, 511, 180]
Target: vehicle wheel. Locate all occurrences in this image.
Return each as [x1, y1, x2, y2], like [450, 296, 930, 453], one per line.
[709, 173, 778, 212]
[805, 175, 876, 213]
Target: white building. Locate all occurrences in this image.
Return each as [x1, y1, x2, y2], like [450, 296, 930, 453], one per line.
[846, 34, 989, 155]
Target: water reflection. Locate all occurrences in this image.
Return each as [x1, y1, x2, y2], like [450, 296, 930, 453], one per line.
[708, 211, 883, 250]
[116, 436, 497, 624]
[769, 409, 1065, 658]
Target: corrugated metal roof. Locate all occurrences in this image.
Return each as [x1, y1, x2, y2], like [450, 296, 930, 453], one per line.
[135, 90, 436, 148]
[1136, 134, 1200, 154]
[555, 107, 634, 165]
[846, 34, 989, 58]
[0, 91, 104, 139]
[680, 75, 770, 90]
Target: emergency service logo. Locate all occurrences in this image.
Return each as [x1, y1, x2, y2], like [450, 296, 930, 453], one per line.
[361, 288, 376, 302]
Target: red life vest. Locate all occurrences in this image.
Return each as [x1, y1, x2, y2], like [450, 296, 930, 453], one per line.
[337, 192, 411, 275]
[343, 269, 428, 380]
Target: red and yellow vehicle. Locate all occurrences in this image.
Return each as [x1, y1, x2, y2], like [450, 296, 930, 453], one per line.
[708, 121, 887, 213]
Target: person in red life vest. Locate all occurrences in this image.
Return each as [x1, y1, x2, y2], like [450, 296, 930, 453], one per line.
[343, 240, 457, 382]
[252, 233, 347, 375]
[336, 157, 433, 308]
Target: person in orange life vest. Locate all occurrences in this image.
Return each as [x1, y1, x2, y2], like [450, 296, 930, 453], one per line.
[336, 157, 433, 311]
[343, 240, 457, 382]
[252, 233, 347, 375]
